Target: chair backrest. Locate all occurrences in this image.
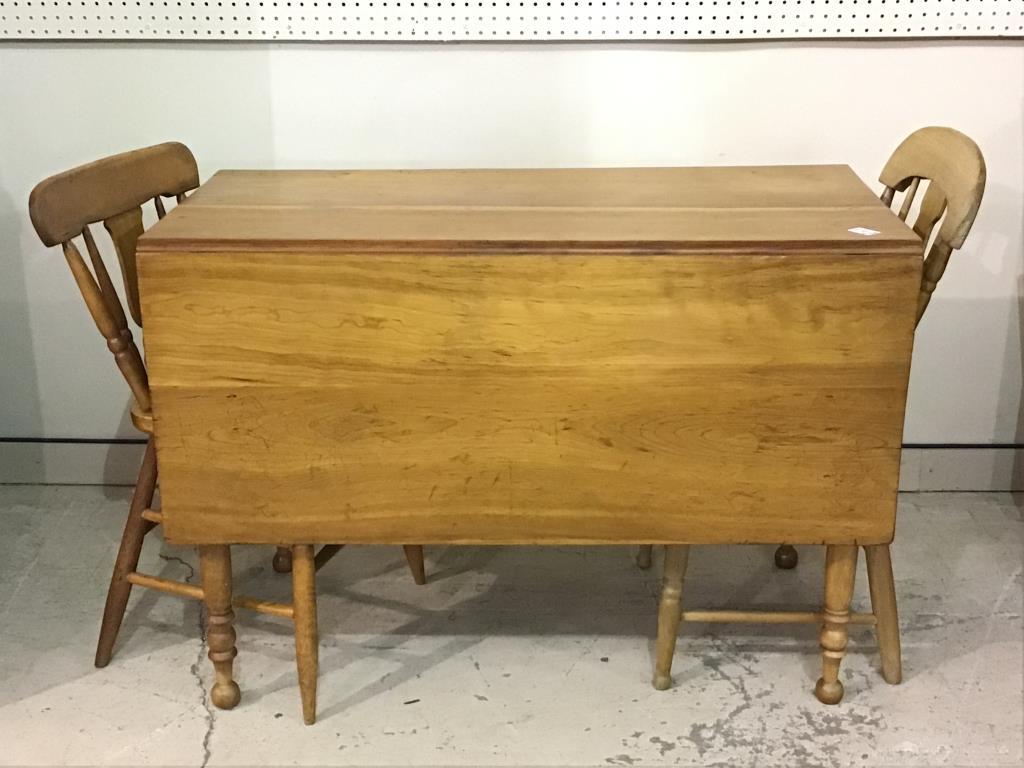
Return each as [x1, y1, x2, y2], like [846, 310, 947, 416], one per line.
[878, 127, 986, 324]
[28, 142, 200, 432]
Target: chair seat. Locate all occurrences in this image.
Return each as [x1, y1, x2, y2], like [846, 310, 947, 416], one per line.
[131, 405, 154, 434]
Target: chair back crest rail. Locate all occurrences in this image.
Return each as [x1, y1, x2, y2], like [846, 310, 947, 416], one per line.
[877, 126, 986, 324]
[28, 142, 200, 432]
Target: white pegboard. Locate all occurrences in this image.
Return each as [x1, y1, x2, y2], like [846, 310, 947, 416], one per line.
[0, 0, 1020, 40]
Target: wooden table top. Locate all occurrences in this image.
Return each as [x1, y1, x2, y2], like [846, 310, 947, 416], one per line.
[141, 163, 920, 547]
[140, 166, 920, 254]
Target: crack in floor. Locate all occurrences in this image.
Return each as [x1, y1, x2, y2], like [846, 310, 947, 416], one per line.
[159, 552, 197, 583]
[160, 552, 214, 767]
[191, 634, 216, 768]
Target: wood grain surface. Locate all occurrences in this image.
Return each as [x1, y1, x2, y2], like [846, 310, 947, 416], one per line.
[139, 172, 920, 546]
[140, 166, 919, 253]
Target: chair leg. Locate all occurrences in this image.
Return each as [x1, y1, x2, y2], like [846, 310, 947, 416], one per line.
[95, 438, 158, 668]
[774, 544, 799, 569]
[636, 545, 654, 570]
[653, 545, 690, 690]
[199, 545, 241, 710]
[292, 545, 319, 725]
[403, 545, 427, 585]
[815, 545, 858, 704]
[272, 546, 293, 573]
[865, 544, 902, 684]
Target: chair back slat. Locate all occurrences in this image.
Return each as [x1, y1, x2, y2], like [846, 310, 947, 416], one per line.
[81, 225, 130, 333]
[911, 182, 948, 246]
[878, 127, 986, 325]
[103, 207, 147, 326]
[61, 240, 152, 416]
[896, 178, 920, 221]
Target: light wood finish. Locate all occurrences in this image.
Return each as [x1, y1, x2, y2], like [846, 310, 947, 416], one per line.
[125, 571, 294, 618]
[183, 166, 899, 211]
[232, 595, 295, 619]
[815, 545, 859, 704]
[140, 508, 163, 525]
[879, 126, 986, 323]
[199, 546, 241, 710]
[142, 252, 918, 546]
[126, 571, 204, 600]
[142, 203, 915, 254]
[137, 166, 921, 712]
[28, 146, 426, 675]
[681, 610, 876, 626]
[865, 544, 902, 684]
[291, 545, 319, 725]
[144, 166, 917, 253]
[653, 545, 689, 690]
[769, 127, 984, 687]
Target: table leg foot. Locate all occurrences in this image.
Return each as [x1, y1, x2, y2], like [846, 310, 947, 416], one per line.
[272, 546, 293, 574]
[814, 677, 845, 705]
[815, 544, 857, 705]
[774, 544, 799, 570]
[200, 545, 241, 710]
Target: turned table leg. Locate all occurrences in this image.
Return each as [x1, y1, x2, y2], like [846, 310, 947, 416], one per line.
[292, 545, 319, 725]
[815, 544, 858, 704]
[199, 545, 241, 710]
[653, 545, 690, 690]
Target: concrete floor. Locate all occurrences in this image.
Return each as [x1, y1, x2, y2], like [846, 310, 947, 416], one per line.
[0, 487, 1020, 767]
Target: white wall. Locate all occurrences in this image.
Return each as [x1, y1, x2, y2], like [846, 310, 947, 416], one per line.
[1, 42, 1022, 449]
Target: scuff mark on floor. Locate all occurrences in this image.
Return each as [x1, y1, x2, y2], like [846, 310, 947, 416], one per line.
[168, 549, 215, 768]
[604, 754, 639, 765]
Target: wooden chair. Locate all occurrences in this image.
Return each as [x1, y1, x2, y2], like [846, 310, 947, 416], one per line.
[772, 126, 986, 575]
[27, 143, 427, 678]
[643, 126, 986, 703]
